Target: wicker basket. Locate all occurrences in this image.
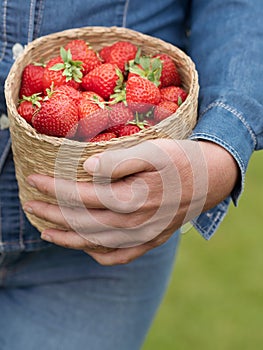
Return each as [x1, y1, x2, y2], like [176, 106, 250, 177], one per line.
[5, 26, 199, 233]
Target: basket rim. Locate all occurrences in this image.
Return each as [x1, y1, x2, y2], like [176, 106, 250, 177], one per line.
[4, 25, 199, 147]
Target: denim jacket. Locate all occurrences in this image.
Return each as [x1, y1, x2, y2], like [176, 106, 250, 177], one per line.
[0, 0, 262, 252]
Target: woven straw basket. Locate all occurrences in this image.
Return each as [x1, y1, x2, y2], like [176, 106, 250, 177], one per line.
[5, 26, 199, 233]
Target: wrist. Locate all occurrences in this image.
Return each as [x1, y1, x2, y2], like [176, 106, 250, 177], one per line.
[198, 140, 239, 211]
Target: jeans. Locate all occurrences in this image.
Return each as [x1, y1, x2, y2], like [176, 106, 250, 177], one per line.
[0, 232, 179, 350]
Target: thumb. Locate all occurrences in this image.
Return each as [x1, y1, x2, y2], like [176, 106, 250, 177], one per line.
[83, 140, 162, 179]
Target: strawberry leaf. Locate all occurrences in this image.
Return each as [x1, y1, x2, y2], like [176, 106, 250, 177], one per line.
[19, 93, 43, 108]
[134, 47, 142, 65]
[60, 47, 71, 62]
[178, 96, 183, 106]
[49, 47, 84, 82]
[49, 63, 65, 71]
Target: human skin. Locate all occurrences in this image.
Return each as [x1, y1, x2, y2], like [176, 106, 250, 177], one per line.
[23, 139, 238, 265]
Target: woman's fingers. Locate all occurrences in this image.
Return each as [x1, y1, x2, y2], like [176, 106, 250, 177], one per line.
[41, 228, 115, 253]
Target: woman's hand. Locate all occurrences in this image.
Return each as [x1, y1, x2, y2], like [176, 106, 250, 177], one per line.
[23, 139, 238, 265]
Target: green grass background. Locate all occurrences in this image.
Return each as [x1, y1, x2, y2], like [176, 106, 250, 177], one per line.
[143, 150, 263, 350]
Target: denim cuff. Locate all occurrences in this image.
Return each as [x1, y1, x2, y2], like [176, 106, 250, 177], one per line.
[189, 100, 256, 205]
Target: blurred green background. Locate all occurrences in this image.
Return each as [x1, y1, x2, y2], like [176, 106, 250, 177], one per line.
[143, 151, 263, 350]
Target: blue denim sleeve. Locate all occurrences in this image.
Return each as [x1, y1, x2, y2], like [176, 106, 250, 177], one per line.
[187, 0, 263, 238]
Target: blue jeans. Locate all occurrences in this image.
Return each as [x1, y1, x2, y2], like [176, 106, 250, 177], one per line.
[0, 233, 179, 350]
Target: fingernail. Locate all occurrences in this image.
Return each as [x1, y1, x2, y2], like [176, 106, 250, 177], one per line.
[41, 231, 53, 243]
[23, 204, 33, 214]
[84, 156, 100, 173]
[27, 177, 36, 188]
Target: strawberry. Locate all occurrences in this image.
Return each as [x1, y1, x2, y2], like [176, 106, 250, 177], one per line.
[154, 100, 179, 122]
[99, 45, 112, 62]
[153, 54, 181, 87]
[81, 63, 123, 100]
[107, 103, 134, 129]
[42, 47, 83, 91]
[125, 75, 161, 113]
[117, 124, 141, 137]
[64, 39, 88, 57]
[51, 85, 82, 104]
[76, 96, 109, 139]
[81, 91, 105, 104]
[32, 93, 79, 138]
[17, 93, 42, 124]
[89, 132, 117, 142]
[64, 39, 102, 75]
[160, 86, 188, 104]
[113, 112, 148, 137]
[19, 63, 45, 98]
[99, 41, 137, 72]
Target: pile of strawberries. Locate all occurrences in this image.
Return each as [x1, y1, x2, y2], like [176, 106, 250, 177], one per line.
[17, 39, 188, 142]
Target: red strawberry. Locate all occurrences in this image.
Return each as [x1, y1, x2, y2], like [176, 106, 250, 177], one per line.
[117, 124, 141, 137]
[154, 54, 181, 87]
[32, 94, 79, 138]
[64, 39, 88, 56]
[100, 41, 137, 72]
[18, 101, 36, 123]
[126, 75, 161, 113]
[42, 47, 83, 91]
[51, 85, 82, 104]
[17, 93, 42, 124]
[99, 45, 112, 62]
[19, 63, 45, 98]
[160, 86, 188, 104]
[76, 96, 109, 139]
[154, 100, 179, 122]
[81, 63, 123, 100]
[64, 39, 102, 75]
[89, 132, 117, 142]
[82, 49, 102, 73]
[108, 103, 134, 129]
[81, 91, 105, 104]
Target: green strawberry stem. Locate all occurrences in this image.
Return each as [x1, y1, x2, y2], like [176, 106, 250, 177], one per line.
[19, 93, 42, 108]
[44, 82, 56, 100]
[108, 68, 127, 105]
[49, 47, 83, 83]
[128, 112, 148, 130]
[32, 61, 46, 68]
[128, 50, 162, 87]
[178, 96, 183, 106]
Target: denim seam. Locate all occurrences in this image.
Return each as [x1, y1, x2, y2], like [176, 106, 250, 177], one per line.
[27, 0, 36, 43]
[0, 201, 2, 246]
[19, 206, 25, 250]
[200, 101, 257, 148]
[122, 0, 130, 27]
[0, 239, 43, 245]
[33, 0, 45, 39]
[0, 0, 8, 63]
[192, 210, 225, 240]
[0, 136, 11, 172]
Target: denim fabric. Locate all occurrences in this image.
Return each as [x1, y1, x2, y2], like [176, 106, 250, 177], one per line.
[187, 0, 263, 237]
[0, 0, 263, 251]
[0, 233, 179, 350]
